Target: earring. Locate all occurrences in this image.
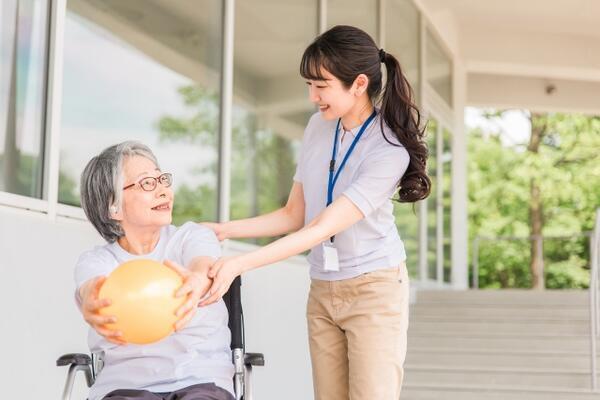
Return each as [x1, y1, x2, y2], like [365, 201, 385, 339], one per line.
[110, 206, 118, 214]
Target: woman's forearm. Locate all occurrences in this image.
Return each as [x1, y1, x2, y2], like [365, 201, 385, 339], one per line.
[236, 195, 364, 273]
[237, 223, 327, 272]
[223, 206, 303, 239]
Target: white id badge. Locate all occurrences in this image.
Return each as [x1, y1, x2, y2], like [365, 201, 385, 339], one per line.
[322, 242, 340, 272]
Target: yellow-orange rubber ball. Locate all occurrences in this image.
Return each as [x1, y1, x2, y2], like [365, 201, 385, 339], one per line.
[99, 259, 185, 345]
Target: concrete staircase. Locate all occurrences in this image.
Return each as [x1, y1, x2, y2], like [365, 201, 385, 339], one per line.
[402, 290, 600, 399]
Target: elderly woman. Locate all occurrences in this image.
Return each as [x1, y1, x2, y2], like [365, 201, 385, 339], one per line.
[75, 141, 234, 400]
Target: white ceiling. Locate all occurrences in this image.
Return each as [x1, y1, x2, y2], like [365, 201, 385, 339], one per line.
[419, 0, 600, 112]
[422, 0, 600, 38]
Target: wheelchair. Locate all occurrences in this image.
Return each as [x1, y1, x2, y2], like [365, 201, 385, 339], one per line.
[57, 277, 264, 400]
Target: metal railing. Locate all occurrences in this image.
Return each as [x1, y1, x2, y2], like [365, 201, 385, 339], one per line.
[589, 208, 600, 390]
[471, 232, 592, 289]
[469, 209, 600, 391]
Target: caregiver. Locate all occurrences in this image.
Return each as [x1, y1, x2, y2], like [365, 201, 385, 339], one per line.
[203, 25, 430, 400]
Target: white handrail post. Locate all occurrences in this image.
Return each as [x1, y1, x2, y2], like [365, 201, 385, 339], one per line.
[472, 237, 479, 289]
[589, 208, 600, 391]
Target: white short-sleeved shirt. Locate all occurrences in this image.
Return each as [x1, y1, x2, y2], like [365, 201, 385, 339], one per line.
[294, 111, 410, 281]
[74, 222, 234, 400]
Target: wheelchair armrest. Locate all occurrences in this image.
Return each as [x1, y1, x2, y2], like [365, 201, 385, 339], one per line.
[244, 352, 264, 367]
[56, 353, 92, 367]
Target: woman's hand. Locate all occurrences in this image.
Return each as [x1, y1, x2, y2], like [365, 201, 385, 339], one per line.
[200, 222, 228, 241]
[200, 257, 245, 306]
[165, 260, 213, 331]
[80, 276, 126, 345]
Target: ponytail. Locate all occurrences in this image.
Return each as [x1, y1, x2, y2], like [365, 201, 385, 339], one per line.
[380, 51, 431, 202]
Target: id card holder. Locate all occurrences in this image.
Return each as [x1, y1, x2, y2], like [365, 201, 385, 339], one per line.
[322, 242, 340, 272]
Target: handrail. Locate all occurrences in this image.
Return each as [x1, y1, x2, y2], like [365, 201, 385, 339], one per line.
[589, 208, 600, 391]
[468, 211, 600, 392]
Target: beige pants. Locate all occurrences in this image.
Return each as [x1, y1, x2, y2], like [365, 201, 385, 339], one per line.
[307, 266, 410, 400]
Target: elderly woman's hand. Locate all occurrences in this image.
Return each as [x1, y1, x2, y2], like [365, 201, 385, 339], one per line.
[80, 276, 126, 345]
[165, 260, 213, 331]
[199, 256, 244, 306]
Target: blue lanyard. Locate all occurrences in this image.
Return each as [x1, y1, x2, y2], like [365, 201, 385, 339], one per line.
[327, 110, 377, 205]
[326, 110, 377, 243]
[327, 110, 377, 207]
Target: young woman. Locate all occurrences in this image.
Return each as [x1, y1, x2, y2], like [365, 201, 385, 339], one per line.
[202, 25, 430, 399]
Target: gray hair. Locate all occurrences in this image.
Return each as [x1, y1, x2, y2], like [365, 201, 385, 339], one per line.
[80, 141, 160, 243]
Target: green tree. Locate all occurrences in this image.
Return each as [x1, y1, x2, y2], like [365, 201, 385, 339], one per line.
[0, 152, 79, 204]
[157, 86, 220, 225]
[157, 85, 298, 238]
[469, 111, 600, 289]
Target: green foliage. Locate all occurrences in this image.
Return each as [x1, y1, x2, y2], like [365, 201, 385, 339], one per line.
[546, 256, 590, 289]
[171, 184, 217, 226]
[157, 85, 299, 240]
[158, 86, 220, 147]
[0, 151, 41, 197]
[58, 170, 79, 206]
[0, 151, 79, 204]
[393, 202, 420, 277]
[469, 111, 600, 289]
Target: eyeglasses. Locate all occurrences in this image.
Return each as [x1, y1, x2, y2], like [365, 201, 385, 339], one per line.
[123, 173, 173, 192]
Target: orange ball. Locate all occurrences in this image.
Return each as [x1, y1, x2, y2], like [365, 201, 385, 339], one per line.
[99, 259, 185, 344]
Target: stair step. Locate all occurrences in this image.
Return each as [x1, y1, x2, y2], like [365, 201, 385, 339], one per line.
[402, 383, 600, 400]
[411, 304, 590, 319]
[408, 333, 593, 352]
[408, 289, 597, 394]
[409, 320, 590, 334]
[410, 315, 589, 323]
[406, 348, 598, 369]
[416, 290, 589, 306]
[404, 365, 599, 388]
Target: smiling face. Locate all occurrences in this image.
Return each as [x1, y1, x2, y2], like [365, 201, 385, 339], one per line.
[306, 68, 356, 121]
[305, 67, 370, 123]
[114, 155, 174, 232]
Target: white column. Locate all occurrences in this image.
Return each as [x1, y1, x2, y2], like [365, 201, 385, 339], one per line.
[418, 13, 428, 284]
[318, 0, 327, 34]
[377, 0, 386, 47]
[44, 0, 67, 220]
[217, 0, 235, 223]
[451, 59, 469, 289]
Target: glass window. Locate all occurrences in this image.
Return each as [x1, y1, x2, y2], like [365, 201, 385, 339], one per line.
[385, 0, 420, 93]
[327, 0, 378, 41]
[388, 0, 421, 279]
[232, 0, 317, 244]
[426, 118, 438, 281]
[426, 28, 452, 107]
[0, 0, 49, 198]
[59, 0, 222, 224]
[442, 128, 452, 282]
[394, 202, 420, 279]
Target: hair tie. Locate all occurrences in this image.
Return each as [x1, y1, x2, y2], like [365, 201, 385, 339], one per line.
[378, 48, 386, 63]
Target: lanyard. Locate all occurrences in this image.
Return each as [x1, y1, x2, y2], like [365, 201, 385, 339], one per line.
[326, 110, 377, 242]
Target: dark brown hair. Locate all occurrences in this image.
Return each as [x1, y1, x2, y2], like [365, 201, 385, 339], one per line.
[300, 25, 430, 202]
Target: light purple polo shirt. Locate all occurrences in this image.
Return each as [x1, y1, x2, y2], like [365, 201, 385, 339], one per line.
[294, 111, 410, 281]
